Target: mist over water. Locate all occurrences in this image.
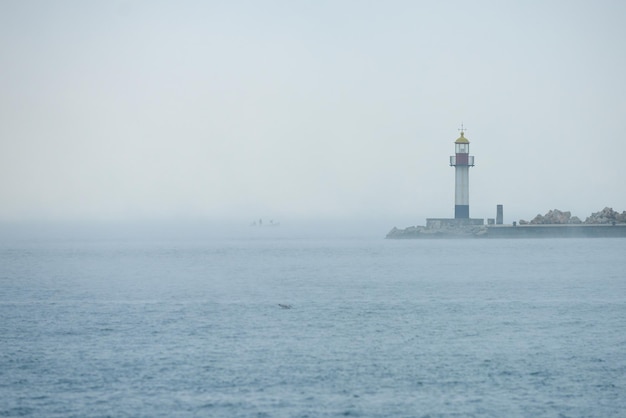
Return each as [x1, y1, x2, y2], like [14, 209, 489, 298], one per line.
[2, 232, 625, 417]
[0, 218, 401, 243]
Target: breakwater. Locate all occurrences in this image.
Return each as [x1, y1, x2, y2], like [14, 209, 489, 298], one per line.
[386, 224, 626, 239]
[387, 207, 626, 239]
[486, 224, 626, 238]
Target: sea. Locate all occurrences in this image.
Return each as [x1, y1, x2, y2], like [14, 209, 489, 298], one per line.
[1, 225, 625, 417]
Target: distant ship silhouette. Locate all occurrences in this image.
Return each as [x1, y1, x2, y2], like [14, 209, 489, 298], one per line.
[251, 218, 280, 227]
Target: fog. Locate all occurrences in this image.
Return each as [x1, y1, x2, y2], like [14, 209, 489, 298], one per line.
[1, 0, 625, 232]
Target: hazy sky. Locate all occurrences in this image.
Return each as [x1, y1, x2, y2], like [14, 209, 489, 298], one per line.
[1, 0, 625, 226]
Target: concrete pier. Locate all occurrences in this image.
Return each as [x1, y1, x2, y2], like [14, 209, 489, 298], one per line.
[485, 224, 626, 238]
[386, 223, 626, 239]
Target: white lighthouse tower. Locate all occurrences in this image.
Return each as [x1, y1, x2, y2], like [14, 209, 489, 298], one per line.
[449, 127, 475, 219]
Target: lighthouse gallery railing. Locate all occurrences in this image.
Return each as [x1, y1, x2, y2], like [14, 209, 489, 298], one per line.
[450, 156, 475, 166]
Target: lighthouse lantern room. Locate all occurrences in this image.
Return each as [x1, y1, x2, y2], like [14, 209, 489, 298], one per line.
[449, 128, 475, 219]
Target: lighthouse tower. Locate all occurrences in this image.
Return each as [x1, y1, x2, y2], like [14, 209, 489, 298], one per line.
[449, 128, 475, 219]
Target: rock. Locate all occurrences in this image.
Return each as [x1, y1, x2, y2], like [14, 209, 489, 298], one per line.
[529, 209, 572, 224]
[530, 214, 544, 224]
[386, 223, 486, 238]
[520, 207, 626, 225]
[584, 207, 626, 224]
[386, 225, 427, 238]
[386, 227, 399, 237]
[475, 228, 488, 236]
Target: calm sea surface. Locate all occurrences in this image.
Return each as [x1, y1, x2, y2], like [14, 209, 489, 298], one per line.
[1, 234, 625, 417]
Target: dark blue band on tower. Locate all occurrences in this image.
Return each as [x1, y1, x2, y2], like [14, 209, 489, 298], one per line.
[455, 205, 469, 219]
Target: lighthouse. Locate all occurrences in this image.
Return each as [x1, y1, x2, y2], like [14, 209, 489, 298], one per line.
[449, 128, 475, 219]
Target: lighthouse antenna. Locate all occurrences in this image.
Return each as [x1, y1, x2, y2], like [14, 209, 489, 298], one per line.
[458, 123, 467, 135]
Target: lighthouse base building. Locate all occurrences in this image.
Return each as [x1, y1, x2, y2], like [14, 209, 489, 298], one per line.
[425, 217, 484, 229]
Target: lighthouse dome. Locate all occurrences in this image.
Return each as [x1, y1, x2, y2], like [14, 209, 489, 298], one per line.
[455, 131, 470, 144]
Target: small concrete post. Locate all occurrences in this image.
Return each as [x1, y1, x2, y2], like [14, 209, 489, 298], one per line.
[496, 204, 503, 225]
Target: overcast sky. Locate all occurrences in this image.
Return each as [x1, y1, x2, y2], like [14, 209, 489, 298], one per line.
[1, 0, 625, 227]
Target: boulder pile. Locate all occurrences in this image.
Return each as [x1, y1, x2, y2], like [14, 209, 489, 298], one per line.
[523, 209, 581, 225]
[584, 207, 626, 224]
[519, 207, 626, 225]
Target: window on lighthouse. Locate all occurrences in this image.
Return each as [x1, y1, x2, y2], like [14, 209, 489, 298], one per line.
[456, 143, 468, 154]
